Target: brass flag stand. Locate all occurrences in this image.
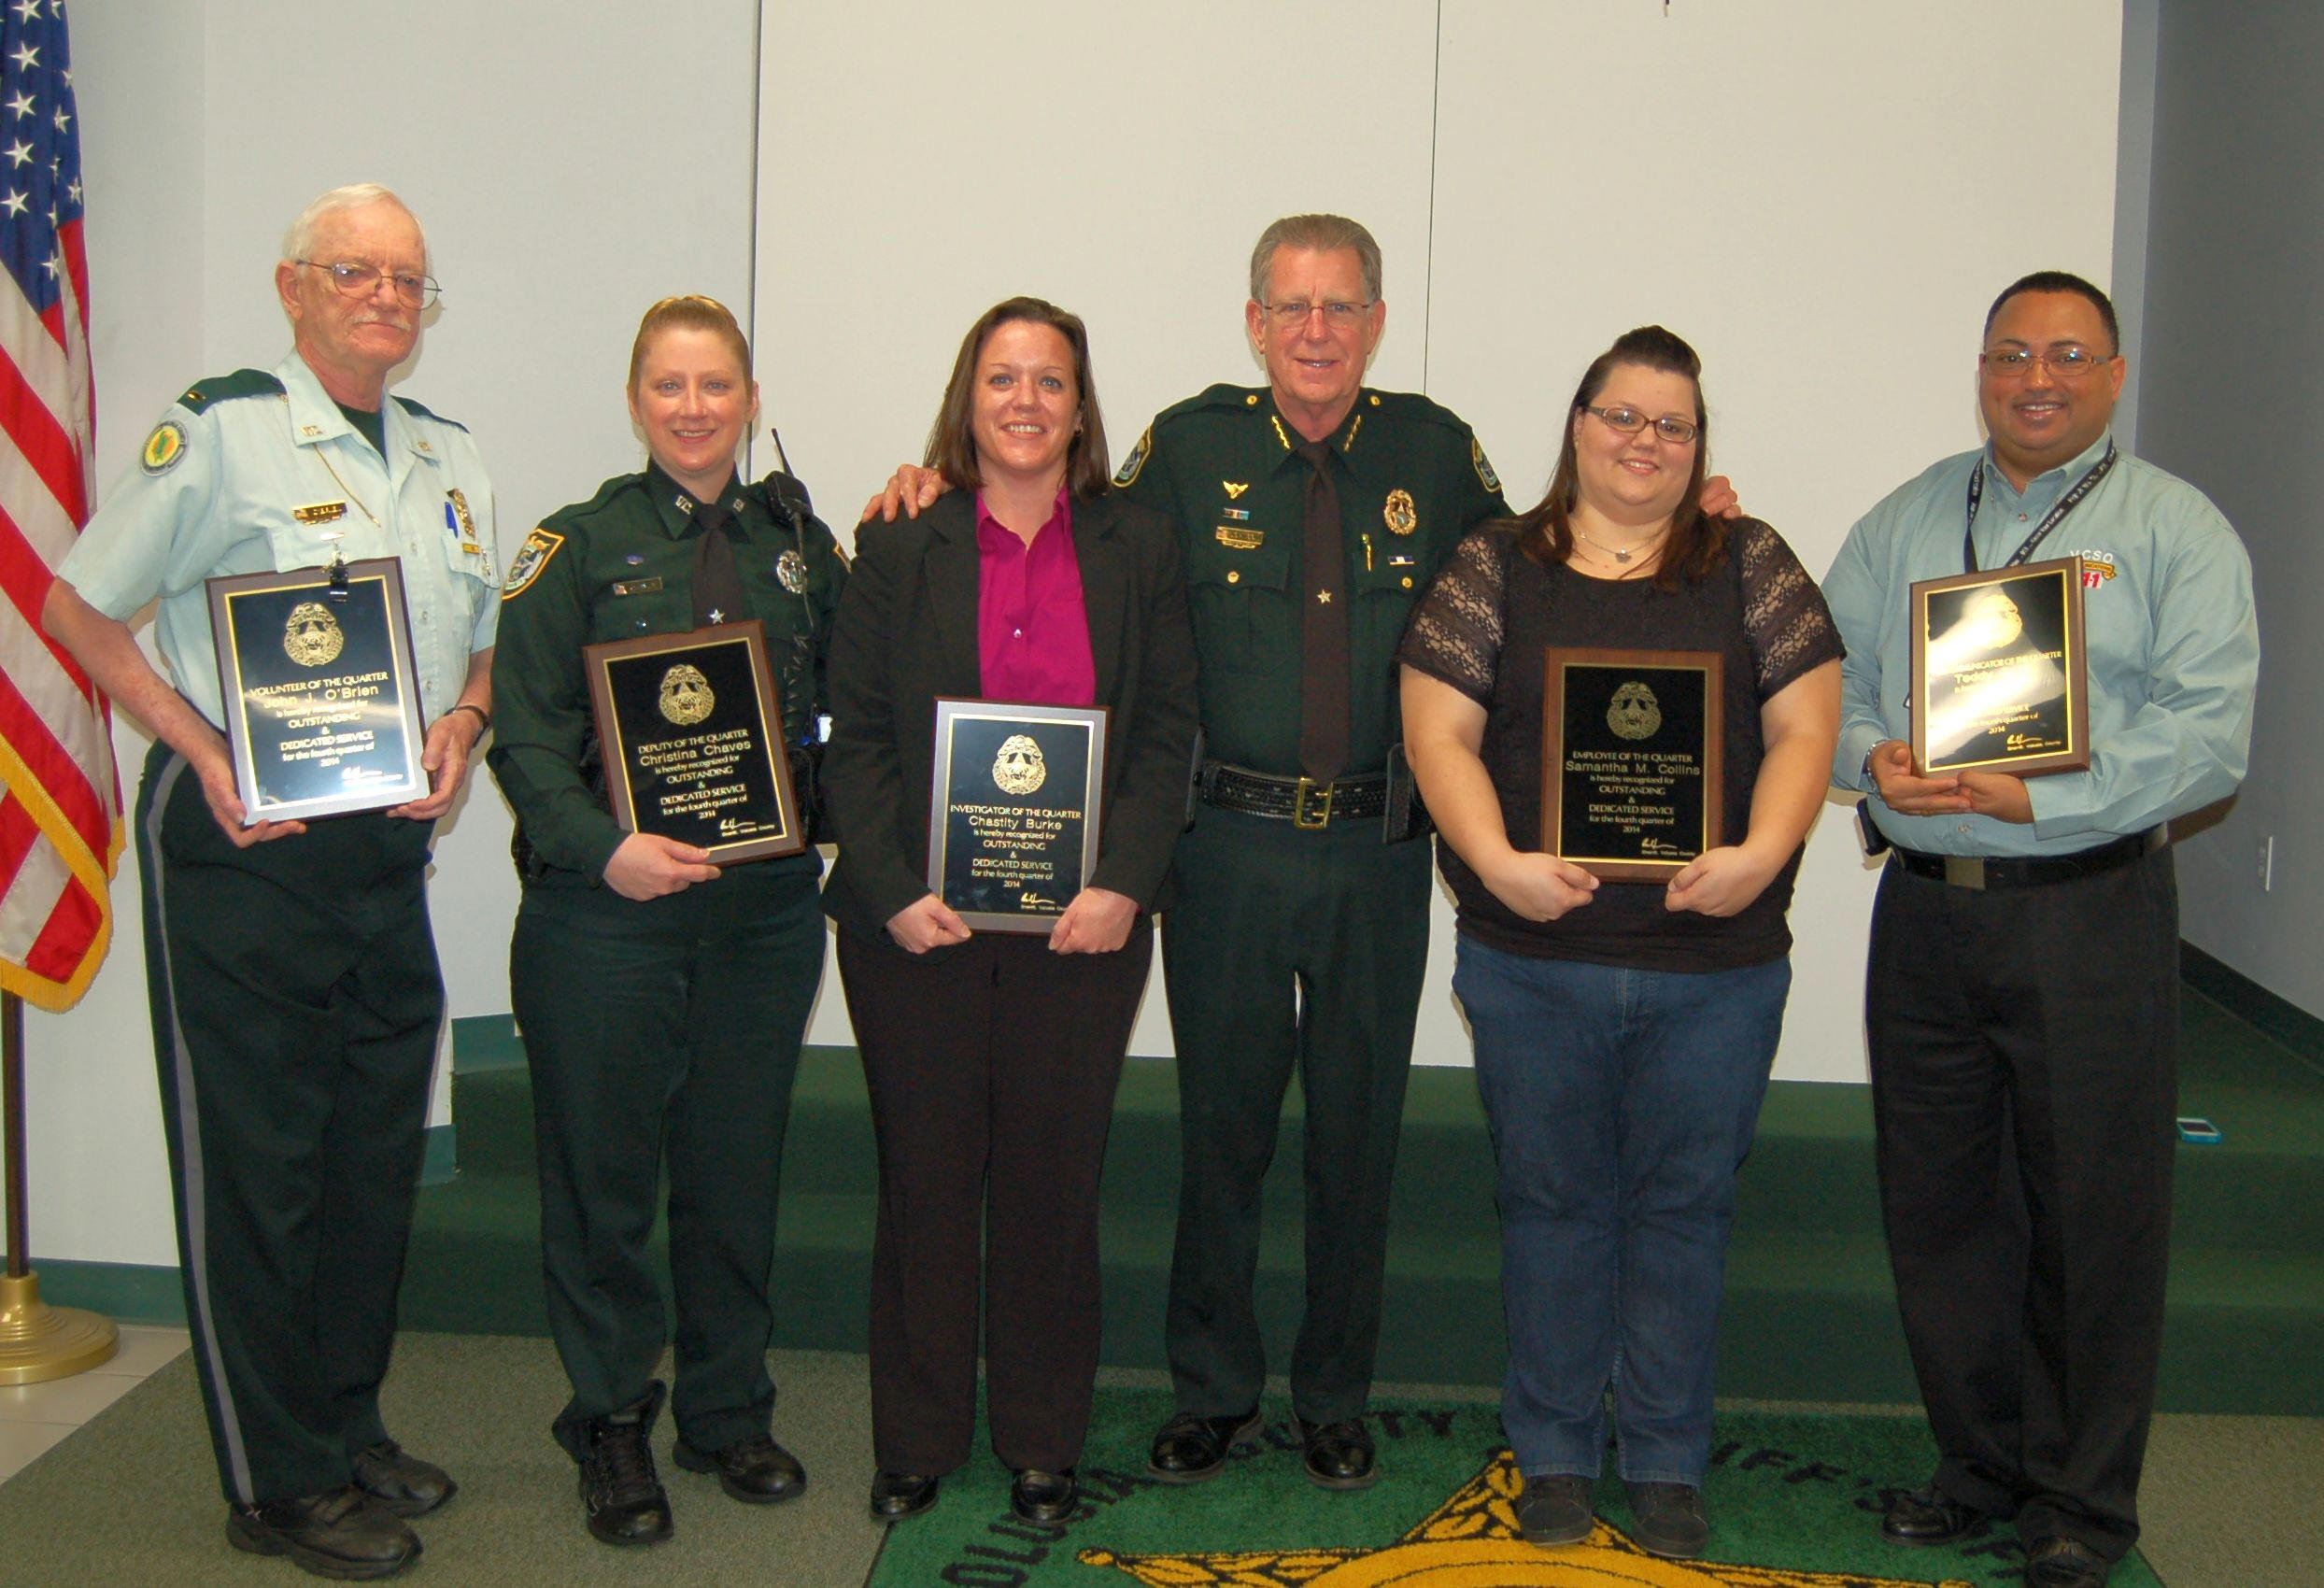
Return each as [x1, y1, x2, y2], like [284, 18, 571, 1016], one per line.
[0, 989, 116, 1383]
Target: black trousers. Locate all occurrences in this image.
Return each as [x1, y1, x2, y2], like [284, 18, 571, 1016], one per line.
[837, 921, 1150, 1475]
[135, 742, 442, 1506]
[1867, 848, 2179, 1562]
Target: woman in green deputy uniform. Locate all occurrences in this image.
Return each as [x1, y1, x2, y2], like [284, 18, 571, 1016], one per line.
[487, 295, 845, 1548]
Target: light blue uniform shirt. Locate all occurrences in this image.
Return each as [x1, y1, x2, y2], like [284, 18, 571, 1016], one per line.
[1823, 431, 2258, 857]
[61, 350, 499, 731]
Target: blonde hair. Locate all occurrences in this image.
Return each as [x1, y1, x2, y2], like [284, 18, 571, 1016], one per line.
[628, 295, 752, 393]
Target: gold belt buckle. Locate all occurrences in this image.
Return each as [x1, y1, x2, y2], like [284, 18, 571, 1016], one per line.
[1943, 855, 1988, 890]
[1292, 777, 1334, 829]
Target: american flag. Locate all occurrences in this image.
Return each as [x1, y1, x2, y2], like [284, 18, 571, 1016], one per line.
[0, 1, 114, 1013]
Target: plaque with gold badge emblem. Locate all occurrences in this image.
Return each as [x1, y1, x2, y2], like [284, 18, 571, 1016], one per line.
[205, 558, 430, 822]
[583, 619, 805, 863]
[1541, 646, 1724, 881]
[1908, 555, 2090, 777]
[927, 698, 1109, 932]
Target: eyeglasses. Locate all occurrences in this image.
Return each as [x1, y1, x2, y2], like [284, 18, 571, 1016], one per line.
[1261, 299, 1374, 329]
[1586, 404, 1699, 445]
[296, 260, 442, 309]
[1980, 344, 2114, 379]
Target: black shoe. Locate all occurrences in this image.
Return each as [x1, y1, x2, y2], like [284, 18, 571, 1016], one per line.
[870, 1469, 939, 1521]
[1295, 1417, 1378, 1491]
[1880, 1485, 1987, 1547]
[1514, 1473, 1594, 1546]
[1010, 1467, 1079, 1524]
[673, 1432, 806, 1504]
[1625, 1481, 1709, 1559]
[351, 1439, 457, 1519]
[226, 1484, 419, 1581]
[578, 1401, 673, 1546]
[2026, 1536, 2110, 1588]
[1146, 1408, 1263, 1484]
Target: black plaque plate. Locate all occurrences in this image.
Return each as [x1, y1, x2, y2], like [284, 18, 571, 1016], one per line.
[205, 558, 427, 822]
[585, 620, 804, 863]
[1542, 647, 1723, 881]
[928, 699, 1108, 933]
[1909, 555, 2090, 777]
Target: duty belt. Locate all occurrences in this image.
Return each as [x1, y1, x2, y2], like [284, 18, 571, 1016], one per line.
[1197, 760, 1388, 829]
[1888, 825, 2167, 890]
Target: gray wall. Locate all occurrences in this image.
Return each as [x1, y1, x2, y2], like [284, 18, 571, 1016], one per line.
[2134, 0, 2322, 1010]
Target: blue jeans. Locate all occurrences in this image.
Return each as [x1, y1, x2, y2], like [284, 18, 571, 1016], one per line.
[1453, 936, 1790, 1485]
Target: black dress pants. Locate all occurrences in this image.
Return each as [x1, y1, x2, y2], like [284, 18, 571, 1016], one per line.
[1867, 848, 2179, 1562]
[838, 920, 1152, 1474]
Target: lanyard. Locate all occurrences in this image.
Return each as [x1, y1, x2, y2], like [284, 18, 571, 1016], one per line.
[1963, 442, 2117, 572]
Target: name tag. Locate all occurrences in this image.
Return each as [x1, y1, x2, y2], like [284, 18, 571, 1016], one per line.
[612, 577, 664, 596]
[1215, 526, 1264, 550]
[292, 501, 347, 525]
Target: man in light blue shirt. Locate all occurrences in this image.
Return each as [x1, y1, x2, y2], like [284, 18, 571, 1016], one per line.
[1821, 271, 2258, 1588]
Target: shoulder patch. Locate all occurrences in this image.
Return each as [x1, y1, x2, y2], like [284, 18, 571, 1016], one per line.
[392, 394, 470, 433]
[1112, 424, 1153, 488]
[501, 528, 566, 600]
[1471, 437, 1500, 495]
[176, 368, 285, 415]
[140, 420, 186, 475]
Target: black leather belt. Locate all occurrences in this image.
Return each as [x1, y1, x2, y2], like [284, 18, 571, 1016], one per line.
[1197, 760, 1387, 829]
[1889, 826, 2167, 890]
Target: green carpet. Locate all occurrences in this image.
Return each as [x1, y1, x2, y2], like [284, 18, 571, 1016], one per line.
[867, 1388, 2162, 1587]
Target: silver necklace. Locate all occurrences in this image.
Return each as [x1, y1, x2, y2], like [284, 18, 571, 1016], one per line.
[1571, 522, 1666, 566]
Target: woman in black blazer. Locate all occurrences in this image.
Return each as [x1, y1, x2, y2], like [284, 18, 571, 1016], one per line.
[822, 297, 1198, 1525]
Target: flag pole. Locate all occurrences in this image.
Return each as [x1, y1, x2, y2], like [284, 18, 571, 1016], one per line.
[0, 988, 116, 1382]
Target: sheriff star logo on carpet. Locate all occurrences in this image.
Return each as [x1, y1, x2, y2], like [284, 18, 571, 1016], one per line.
[1080, 1452, 1973, 1588]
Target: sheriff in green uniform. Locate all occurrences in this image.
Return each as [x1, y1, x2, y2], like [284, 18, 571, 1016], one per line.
[488, 297, 845, 1547]
[1121, 215, 1508, 1491]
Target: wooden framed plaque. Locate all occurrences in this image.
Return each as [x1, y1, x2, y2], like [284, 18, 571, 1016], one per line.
[1541, 647, 1723, 881]
[584, 619, 804, 863]
[928, 699, 1108, 933]
[1909, 555, 2090, 777]
[205, 558, 428, 823]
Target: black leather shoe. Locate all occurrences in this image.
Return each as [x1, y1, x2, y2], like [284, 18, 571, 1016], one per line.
[226, 1484, 419, 1580]
[870, 1469, 940, 1521]
[1514, 1473, 1594, 1545]
[1146, 1408, 1263, 1484]
[351, 1439, 457, 1519]
[2025, 1536, 2110, 1588]
[1010, 1467, 1079, 1524]
[578, 1402, 673, 1546]
[1880, 1485, 1986, 1547]
[1296, 1417, 1378, 1490]
[1625, 1481, 1709, 1559]
[673, 1433, 806, 1504]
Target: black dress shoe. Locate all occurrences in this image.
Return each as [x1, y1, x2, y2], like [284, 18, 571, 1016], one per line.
[2025, 1535, 2110, 1588]
[1295, 1417, 1378, 1490]
[1010, 1467, 1079, 1524]
[673, 1432, 807, 1504]
[1146, 1408, 1264, 1484]
[226, 1484, 420, 1580]
[1880, 1485, 1986, 1547]
[1625, 1481, 1709, 1559]
[578, 1402, 673, 1546]
[351, 1439, 457, 1519]
[870, 1469, 939, 1521]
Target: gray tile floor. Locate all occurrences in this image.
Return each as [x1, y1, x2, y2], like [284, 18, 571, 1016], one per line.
[0, 1324, 190, 1482]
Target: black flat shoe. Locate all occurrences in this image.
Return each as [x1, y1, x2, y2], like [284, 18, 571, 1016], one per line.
[674, 1433, 806, 1504]
[1296, 1417, 1378, 1490]
[1146, 1408, 1263, 1484]
[578, 1401, 673, 1546]
[870, 1469, 939, 1521]
[226, 1484, 419, 1580]
[1010, 1467, 1079, 1524]
[1880, 1485, 1987, 1547]
[351, 1439, 457, 1519]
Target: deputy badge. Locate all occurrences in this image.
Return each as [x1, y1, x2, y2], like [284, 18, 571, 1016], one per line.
[1608, 681, 1662, 741]
[292, 501, 347, 526]
[992, 734, 1047, 796]
[658, 664, 715, 726]
[501, 527, 565, 601]
[776, 548, 810, 594]
[282, 602, 346, 669]
[1112, 424, 1153, 488]
[1472, 436, 1501, 494]
[1383, 488, 1417, 536]
[141, 420, 186, 475]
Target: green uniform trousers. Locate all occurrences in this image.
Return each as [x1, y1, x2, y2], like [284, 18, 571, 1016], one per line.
[511, 858, 822, 1460]
[1160, 807, 1434, 1425]
[135, 740, 443, 1506]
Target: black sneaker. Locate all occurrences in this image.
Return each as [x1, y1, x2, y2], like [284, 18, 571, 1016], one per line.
[226, 1483, 419, 1580]
[1625, 1481, 1709, 1559]
[1514, 1473, 1594, 1545]
[579, 1401, 673, 1546]
[351, 1439, 457, 1518]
